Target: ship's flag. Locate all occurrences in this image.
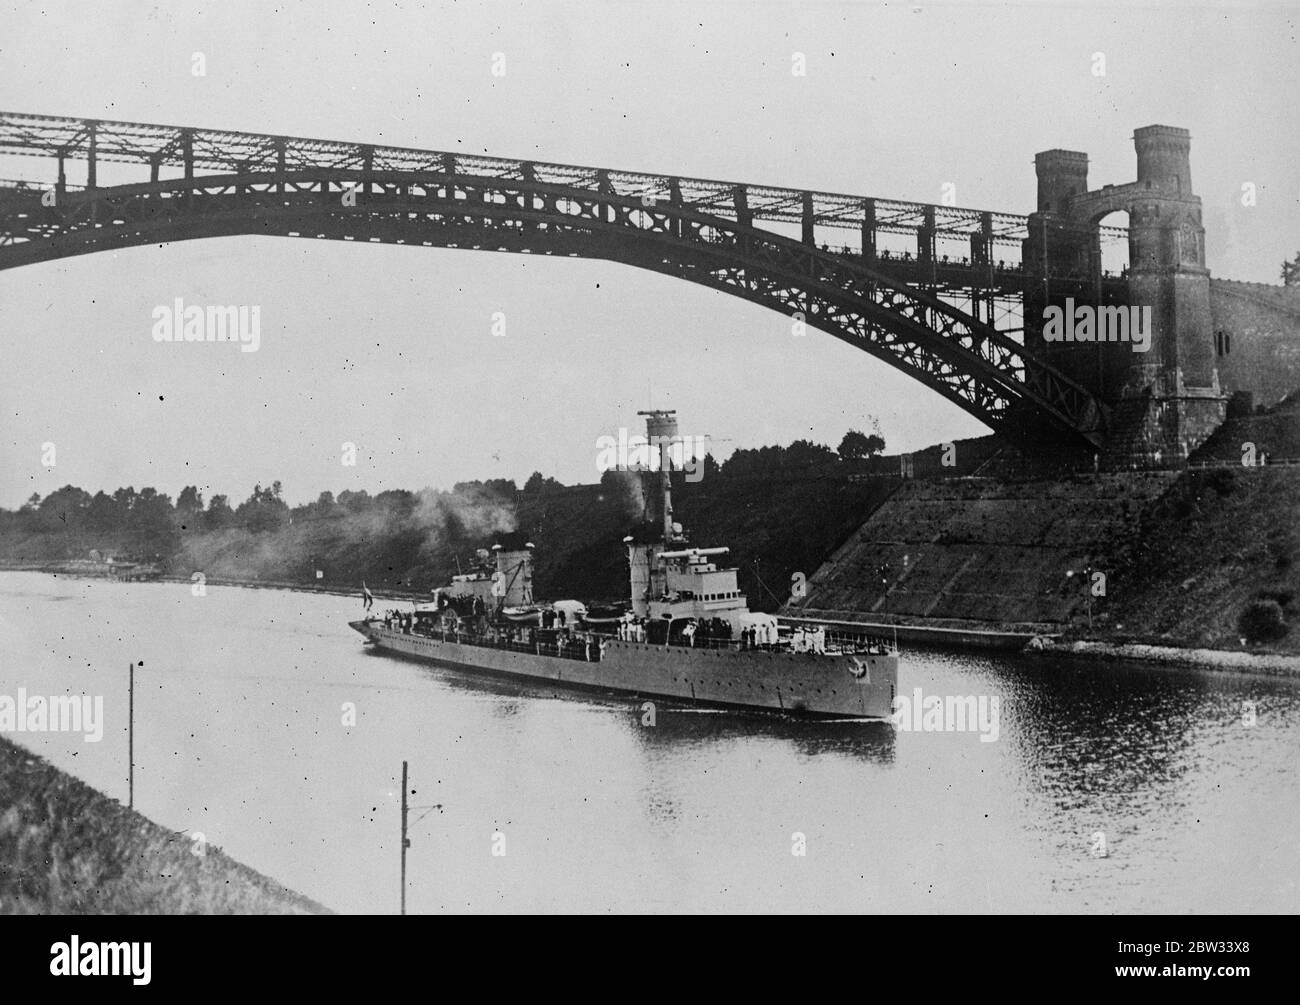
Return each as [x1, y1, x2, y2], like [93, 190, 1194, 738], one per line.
[362, 581, 374, 610]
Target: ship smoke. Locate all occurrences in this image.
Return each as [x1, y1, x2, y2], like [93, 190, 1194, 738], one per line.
[175, 482, 518, 588]
[412, 484, 517, 547]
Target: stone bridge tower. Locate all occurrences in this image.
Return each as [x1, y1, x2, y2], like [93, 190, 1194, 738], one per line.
[1023, 125, 1226, 466]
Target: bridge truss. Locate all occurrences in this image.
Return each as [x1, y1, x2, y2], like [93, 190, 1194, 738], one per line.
[0, 111, 1122, 445]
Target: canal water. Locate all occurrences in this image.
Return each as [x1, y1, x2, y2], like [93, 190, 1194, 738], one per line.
[1, 571, 1295, 913]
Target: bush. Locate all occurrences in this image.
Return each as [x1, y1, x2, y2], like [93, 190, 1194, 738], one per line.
[1238, 599, 1289, 643]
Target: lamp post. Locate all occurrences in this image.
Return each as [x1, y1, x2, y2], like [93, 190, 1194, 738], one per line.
[398, 761, 444, 915]
[400, 761, 409, 915]
[128, 662, 134, 810]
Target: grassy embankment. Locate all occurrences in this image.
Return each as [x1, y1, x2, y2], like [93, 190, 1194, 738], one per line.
[0, 736, 330, 914]
[1090, 464, 1300, 654]
[1076, 400, 1300, 654]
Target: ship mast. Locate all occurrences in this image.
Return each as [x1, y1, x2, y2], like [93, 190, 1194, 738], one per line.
[637, 408, 680, 544]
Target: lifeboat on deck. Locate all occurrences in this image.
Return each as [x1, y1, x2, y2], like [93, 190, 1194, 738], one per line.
[582, 602, 628, 625]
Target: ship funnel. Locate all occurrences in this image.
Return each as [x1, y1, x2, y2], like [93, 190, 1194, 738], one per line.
[492, 534, 534, 606]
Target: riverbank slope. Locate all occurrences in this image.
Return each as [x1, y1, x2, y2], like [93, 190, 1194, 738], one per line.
[0, 736, 331, 914]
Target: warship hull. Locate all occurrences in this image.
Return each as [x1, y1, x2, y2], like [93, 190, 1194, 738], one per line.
[350, 621, 897, 718]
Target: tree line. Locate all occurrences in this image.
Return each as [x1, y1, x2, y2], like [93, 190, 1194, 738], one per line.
[1, 429, 886, 561]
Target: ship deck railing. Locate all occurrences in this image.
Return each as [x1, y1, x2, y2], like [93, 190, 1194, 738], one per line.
[379, 620, 893, 658]
[411, 626, 604, 663]
[646, 631, 894, 655]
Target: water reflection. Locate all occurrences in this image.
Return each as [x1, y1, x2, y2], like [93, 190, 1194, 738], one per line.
[626, 705, 896, 763]
[981, 654, 1283, 807]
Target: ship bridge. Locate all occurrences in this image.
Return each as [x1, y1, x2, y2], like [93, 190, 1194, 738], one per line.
[658, 547, 747, 611]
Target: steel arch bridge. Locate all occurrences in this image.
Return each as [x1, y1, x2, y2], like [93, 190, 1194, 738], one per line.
[0, 111, 1116, 446]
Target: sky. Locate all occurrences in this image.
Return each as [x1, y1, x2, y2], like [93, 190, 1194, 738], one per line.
[1, 0, 1297, 510]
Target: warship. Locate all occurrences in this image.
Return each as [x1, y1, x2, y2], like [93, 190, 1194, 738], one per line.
[349, 411, 898, 717]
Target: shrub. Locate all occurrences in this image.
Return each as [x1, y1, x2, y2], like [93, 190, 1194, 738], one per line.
[1238, 599, 1289, 643]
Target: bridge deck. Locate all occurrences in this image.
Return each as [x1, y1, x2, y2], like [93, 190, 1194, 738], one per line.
[0, 110, 1126, 255]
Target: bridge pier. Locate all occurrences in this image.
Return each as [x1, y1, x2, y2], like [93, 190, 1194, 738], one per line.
[1024, 126, 1226, 467]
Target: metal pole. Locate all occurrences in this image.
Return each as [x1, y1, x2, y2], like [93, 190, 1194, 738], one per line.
[128, 662, 134, 810]
[400, 760, 409, 915]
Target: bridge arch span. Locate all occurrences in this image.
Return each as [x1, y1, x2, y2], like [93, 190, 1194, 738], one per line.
[0, 132, 1108, 447]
